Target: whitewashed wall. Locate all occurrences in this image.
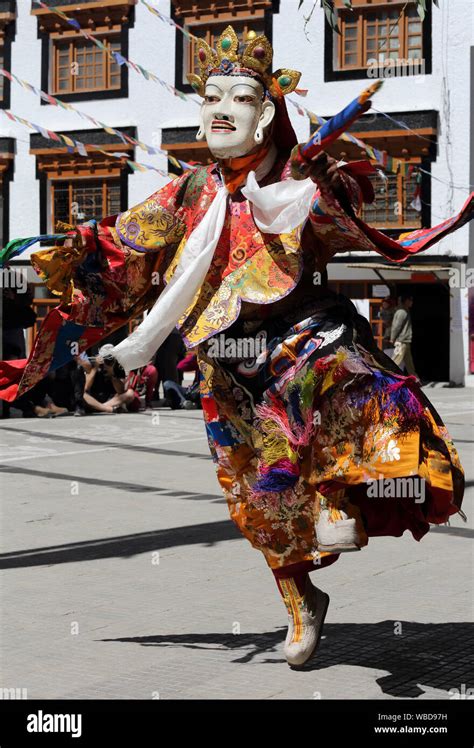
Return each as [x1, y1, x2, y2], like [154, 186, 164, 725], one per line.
[4, 1, 471, 250]
[2, 0, 472, 379]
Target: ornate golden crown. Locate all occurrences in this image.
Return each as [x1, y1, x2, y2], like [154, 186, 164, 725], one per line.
[187, 25, 301, 98]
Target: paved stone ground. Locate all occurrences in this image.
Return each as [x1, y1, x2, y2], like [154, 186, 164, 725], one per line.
[0, 387, 472, 700]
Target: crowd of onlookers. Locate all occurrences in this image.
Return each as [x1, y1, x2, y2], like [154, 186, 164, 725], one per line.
[1, 277, 201, 419]
[1, 274, 421, 419]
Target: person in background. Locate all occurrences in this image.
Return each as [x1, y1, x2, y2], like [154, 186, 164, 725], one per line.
[10, 373, 68, 418]
[83, 348, 134, 414]
[2, 279, 36, 360]
[2, 279, 36, 418]
[153, 328, 186, 398]
[124, 363, 158, 411]
[47, 351, 92, 417]
[122, 319, 159, 411]
[71, 351, 92, 416]
[2, 281, 68, 417]
[390, 294, 419, 378]
[163, 351, 201, 410]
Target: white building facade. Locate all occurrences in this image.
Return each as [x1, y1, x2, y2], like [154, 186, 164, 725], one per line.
[1, 0, 473, 383]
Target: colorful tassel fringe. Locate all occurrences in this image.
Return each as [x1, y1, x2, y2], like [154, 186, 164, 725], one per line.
[251, 349, 427, 498]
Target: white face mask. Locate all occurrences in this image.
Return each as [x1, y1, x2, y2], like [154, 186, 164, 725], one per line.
[199, 75, 275, 159]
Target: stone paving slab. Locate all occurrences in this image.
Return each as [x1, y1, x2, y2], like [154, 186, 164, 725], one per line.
[0, 389, 472, 700]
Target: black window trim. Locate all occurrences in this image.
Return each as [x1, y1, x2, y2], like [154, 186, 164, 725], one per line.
[38, 6, 135, 104]
[172, 1, 280, 95]
[0, 157, 13, 247]
[38, 168, 129, 238]
[0, 4, 16, 111]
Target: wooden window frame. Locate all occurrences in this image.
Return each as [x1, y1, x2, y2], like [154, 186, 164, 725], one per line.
[324, 0, 432, 82]
[327, 281, 394, 350]
[51, 33, 122, 95]
[172, 2, 276, 95]
[319, 117, 434, 233]
[360, 162, 422, 231]
[338, 3, 423, 72]
[34, 3, 135, 104]
[161, 125, 214, 172]
[50, 176, 122, 232]
[164, 143, 214, 175]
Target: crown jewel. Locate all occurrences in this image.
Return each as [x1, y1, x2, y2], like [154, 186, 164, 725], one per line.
[187, 25, 301, 98]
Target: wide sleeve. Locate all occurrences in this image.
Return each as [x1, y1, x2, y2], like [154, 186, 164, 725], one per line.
[291, 155, 378, 265]
[31, 170, 191, 307]
[304, 159, 474, 263]
[114, 171, 189, 252]
[0, 172, 192, 402]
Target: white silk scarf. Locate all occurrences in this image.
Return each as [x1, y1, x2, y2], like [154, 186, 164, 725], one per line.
[106, 146, 316, 373]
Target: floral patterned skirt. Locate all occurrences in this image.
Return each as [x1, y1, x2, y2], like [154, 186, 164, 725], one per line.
[196, 293, 464, 570]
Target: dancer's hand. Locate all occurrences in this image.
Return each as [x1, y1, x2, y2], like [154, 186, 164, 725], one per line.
[62, 233, 86, 250]
[306, 152, 344, 192]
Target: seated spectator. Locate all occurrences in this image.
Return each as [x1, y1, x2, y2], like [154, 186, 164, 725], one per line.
[125, 363, 158, 411]
[163, 352, 201, 410]
[12, 373, 68, 418]
[153, 328, 186, 399]
[83, 347, 133, 414]
[47, 352, 91, 416]
[71, 352, 92, 416]
[2, 278, 37, 419]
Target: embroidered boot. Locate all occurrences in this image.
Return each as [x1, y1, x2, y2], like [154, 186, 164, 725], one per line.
[315, 489, 368, 553]
[278, 575, 330, 668]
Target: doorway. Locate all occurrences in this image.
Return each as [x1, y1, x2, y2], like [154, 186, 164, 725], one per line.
[396, 282, 450, 382]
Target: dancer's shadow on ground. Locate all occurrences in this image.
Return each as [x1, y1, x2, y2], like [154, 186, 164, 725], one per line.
[103, 621, 474, 698]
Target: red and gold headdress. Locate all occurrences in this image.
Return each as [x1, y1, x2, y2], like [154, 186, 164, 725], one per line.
[187, 25, 301, 98]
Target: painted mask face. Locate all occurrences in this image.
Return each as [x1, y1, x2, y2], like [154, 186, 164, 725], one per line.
[199, 74, 275, 159]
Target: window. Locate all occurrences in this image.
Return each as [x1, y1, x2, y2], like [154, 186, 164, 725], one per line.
[325, 0, 431, 81]
[171, 0, 277, 93]
[51, 178, 121, 228]
[339, 4, 422, 70]
[30, 126, 135, 236]
[314, 109, 435, 230]
[52, 36, 122, 95]
[361, 168, 422, 230]
[32, 1, 135, 102]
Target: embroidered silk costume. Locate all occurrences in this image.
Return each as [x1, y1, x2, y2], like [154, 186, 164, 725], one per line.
[0, 23, 471, 667]
[2, 131, 465, 569]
